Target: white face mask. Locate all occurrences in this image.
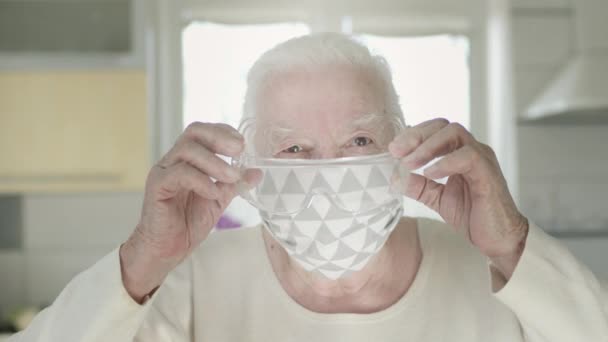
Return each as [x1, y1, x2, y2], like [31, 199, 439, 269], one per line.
[234, 153, 404, 279]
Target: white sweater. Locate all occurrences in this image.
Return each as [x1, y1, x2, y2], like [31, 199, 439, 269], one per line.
[9, 219, 608, 341]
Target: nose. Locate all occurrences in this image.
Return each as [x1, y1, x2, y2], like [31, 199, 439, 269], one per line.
[310, 145, 342, 159]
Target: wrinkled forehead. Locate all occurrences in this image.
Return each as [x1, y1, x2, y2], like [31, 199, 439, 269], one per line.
[258, 112, 395, 140]
[243, 65, 397, 147]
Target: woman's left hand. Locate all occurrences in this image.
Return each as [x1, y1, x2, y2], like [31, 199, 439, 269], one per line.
[389, 118, 529, 279]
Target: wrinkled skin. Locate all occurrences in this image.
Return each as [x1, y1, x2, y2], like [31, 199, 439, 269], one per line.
[389, 119, 529, 278]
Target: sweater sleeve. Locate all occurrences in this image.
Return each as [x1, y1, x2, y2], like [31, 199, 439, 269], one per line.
[8, 248, 193, 342]
[492, 223, 608, 342]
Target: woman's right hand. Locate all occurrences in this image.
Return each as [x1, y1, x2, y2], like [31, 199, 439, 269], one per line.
[119, 122, 249, 302]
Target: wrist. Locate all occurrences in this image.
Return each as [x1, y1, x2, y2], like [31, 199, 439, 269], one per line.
[489, 216, 529, 279]
[119, 231, 172, 303]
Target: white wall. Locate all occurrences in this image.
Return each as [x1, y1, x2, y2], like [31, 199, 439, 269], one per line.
[0, 193, 142, 313]
[512, 3, 608, 279]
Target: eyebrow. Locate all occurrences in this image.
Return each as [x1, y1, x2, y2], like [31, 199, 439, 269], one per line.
[260, 112, 393, 143]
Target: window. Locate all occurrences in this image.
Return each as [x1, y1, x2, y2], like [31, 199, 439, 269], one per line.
[182, 22, 310, 129]
[182, 21, 310, 227]
[357, 34, 470, 128]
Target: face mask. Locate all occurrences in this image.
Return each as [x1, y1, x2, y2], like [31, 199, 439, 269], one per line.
[233, 153, 404, 280]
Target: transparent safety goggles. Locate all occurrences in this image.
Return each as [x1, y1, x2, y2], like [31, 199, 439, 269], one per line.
[232, 152, 404, 216]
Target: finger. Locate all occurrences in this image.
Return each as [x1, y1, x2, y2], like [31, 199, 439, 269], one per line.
[162, 140, 240, 183]
[182, 122, 244, 157]
[211, 167, 262, 208]
[156, 162, 221, 200]
[389, 118, 449, 158]
[423, 145, 487, 181]
[401, 172, 444, 212]
[241, 168, 263, 189]
[401, 122, 474, 169]
[214, 181, 239, 209]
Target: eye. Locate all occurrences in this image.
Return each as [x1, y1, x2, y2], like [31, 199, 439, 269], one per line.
[353, 136, 373, 147]
[283, 145, 303, 153]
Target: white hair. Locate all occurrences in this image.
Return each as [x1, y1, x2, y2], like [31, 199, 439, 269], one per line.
[241, 32, 405, 128]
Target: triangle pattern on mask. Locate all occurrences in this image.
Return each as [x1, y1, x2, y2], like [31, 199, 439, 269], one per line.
[365, 187, 391, 207]
[324, 204, 353, 220]
[325, 218, 354, 238]
[368, 213, 390, 234]
[282, 170, 305, 194]
[257, 194, 279, 211]
[350, 256, 371, 272]
[292, 219, 323, 238]
[365, 229, 383, 247]
[311, 195, 332, 218]
[294, 206, 322, 221]
[273, 196, 288, 213]
[331, 254, 357, 268]
[259, 173, 278, 195]
[333, 241, 358, 259]
[353, 251, 373, 265]
[279, 194, 307, 213]
[350, 164, 373, 190]
[288, 168, 313, 193]
[303, 242, 324, 261]
[315, 240, 340, 260]
[341, 228, 367, 251]
[359, 191, 377, 209]
[294, 236, 313, 254]
[318, 268, 346, 280]
[363, 241, 377, 253]
[379, 165, 398, 187]
[336, 191, 364, 211]
[366, 165, 389, 188]
[314, 223, 337, 245]
[310, 171, 333, 192]
[269, 167, 290, 193]
[338, 169, 363, 193]
[320, 167, 348, 192]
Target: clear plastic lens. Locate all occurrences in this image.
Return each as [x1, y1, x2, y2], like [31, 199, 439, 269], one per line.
[233, 152, 403, 216]
[237, 113, 405, 157]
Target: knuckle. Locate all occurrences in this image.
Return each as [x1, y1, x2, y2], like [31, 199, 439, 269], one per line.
[448, 122, 466, 134]
[405, 129, 425, 147]
[479, 143, 496, 157]
[434, 117, 450, 126]
[466, 146, 482, 164]
[212, 122, 233, 131]
[417, 149, 432, 163]
[184, 121, 203, 136]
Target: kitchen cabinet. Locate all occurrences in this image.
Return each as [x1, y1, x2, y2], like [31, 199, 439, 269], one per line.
[0, 70, 149, 192]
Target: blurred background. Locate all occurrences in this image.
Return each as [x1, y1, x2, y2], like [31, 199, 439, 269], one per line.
[0, 0, 607, 335]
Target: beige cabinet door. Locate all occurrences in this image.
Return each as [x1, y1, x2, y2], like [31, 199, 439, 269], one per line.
[0, 70, 149, 192]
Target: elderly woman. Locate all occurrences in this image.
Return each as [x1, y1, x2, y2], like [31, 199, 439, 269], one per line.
[12, 33, 607, 341]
